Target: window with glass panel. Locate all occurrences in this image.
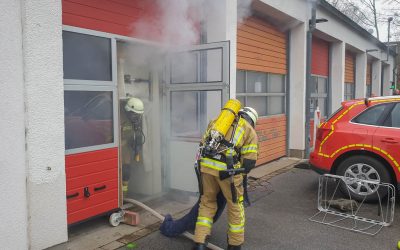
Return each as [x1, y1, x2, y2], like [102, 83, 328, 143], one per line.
[63, 31, 115, 152]
[236, 70, 286, 117]
[344, 83, 355, 100]
[64, 91, 114, 150]
[353, 103, 388, 125]
[383, 103, 400, 128]
[63, 31, 112, 81]
[170, 90, 222, 138]
[310, 75, 328, 118]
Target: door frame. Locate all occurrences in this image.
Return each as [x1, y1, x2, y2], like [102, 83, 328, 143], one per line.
[161, 41, 230, 191]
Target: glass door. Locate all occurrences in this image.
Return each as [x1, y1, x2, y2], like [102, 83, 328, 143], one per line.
[163, 41, 230, 192]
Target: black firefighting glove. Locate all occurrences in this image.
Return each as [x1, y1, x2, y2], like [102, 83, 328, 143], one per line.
[243, 159, 256, 174]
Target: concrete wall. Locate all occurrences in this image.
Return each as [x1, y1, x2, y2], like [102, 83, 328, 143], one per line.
[0, 1, 28, 249]
[330, 42, 345, 111]
[206, 0, 237, 98]
[382, 63, 392, 96]
[355, 52, 367, 98]
[1, 1, 67, 249]
[372, 60, 382, 96]
[288, 23, 307, 157]
[22, 0, 68, 249]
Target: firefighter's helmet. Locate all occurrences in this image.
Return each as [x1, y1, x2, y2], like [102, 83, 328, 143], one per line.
[125, 97, 144, 114]
[239, 107, 258, 126]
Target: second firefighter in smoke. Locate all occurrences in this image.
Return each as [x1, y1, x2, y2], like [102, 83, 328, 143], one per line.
[121, 97, 145, 195]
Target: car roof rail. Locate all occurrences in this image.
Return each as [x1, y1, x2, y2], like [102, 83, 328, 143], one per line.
[364, 97, 371, 106]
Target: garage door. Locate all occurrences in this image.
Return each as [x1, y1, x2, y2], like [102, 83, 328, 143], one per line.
[345, 51, 356, 100]
[237, 16, 287, 165]
[310, 36, 330, 148]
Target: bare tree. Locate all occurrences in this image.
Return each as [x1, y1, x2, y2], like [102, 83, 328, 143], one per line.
[327, 0, 380, 39]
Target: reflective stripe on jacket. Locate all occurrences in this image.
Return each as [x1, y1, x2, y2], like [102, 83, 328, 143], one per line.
[200, 117, 258, 176]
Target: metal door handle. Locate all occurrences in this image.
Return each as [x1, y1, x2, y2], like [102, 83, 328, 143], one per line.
[66, 192, 79, 199]
[94, 185, 106, 192]
[84, 187, 91, 198]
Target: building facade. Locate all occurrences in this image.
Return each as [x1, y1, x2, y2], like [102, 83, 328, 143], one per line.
[0, 0, 396, 249]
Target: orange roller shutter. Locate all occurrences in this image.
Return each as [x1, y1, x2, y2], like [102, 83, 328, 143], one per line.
[237, 17, 287, 74]
[237, 16, 288, 165]
[345, 51, 355, 84]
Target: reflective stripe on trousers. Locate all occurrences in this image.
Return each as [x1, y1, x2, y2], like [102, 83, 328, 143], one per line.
[196, 216, 213, 228]
[229, 195, 245, 233]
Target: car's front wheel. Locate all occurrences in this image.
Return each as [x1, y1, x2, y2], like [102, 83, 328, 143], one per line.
[336, 155, 392, 202]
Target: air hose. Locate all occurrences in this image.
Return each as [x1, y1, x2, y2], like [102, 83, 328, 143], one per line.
[124, 198, 223, 250]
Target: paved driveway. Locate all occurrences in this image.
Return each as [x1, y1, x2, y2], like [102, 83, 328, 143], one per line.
[124, 168, 400, 250]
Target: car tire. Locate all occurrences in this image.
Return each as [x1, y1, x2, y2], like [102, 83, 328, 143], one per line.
[336, 155, 392, 202]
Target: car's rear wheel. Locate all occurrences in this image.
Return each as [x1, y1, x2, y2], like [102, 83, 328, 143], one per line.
[336, 155, 392, 202]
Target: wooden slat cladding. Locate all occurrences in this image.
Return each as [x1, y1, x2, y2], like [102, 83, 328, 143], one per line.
[345, 51, 355, 83]
[366, 62, 372, 85]
[237, 17, 287, 75]
[255, 115, 286, 166]
[311, 36, 329, 76]
[62, 0, 161, 39]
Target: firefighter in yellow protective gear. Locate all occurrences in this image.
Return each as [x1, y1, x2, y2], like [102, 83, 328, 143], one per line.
[193, 106, 259, 250]
[120, 97, 145, 195]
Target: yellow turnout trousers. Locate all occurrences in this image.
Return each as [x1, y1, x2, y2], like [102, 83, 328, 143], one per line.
[194, 172, 245, 246]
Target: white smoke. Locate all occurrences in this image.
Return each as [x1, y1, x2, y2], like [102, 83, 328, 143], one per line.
[132, 0, 203, 49]
[120, 0, 254, 199]
[237, 0, 253, 24]
[132, 0, 254, 49]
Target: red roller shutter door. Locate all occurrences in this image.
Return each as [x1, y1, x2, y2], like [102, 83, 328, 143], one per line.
[311, 36, 329, 77]
[310, 37, 329, 147]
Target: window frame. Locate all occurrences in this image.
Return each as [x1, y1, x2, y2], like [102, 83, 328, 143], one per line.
[63, 28, 117, 87]
[310, 74, 329, 118]
[344, 82, 355, 100]
[382, 102, 400, 128]
[236, 70, 286, 117]
[64, 85, 118, 155]
[63, 26, 119, 155]
[164, 41, 230, 142]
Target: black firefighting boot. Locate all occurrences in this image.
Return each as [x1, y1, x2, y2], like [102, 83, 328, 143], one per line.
[193, 243, 207, 250]
[227, 244, 242, 250]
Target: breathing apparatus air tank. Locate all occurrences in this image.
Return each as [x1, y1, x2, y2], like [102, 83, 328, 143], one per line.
[203, 99, 241, 156]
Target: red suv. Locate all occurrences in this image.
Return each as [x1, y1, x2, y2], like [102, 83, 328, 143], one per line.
[310, 96, 400, 201]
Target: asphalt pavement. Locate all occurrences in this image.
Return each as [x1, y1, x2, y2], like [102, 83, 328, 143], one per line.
[118, 168, 400, 250]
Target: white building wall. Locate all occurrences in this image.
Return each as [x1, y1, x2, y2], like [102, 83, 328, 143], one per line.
[206, 0, 237, 98]
[382, 64, 392, 96]
[372, 60, 382, 96]
[288, 23, 307, 157]
[355, 52, 367, 98]
[22, 0, 68, 249]
[259, 0, 309, 22]
[330, 42, 345, 111]
[0, 1, 28, 249]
